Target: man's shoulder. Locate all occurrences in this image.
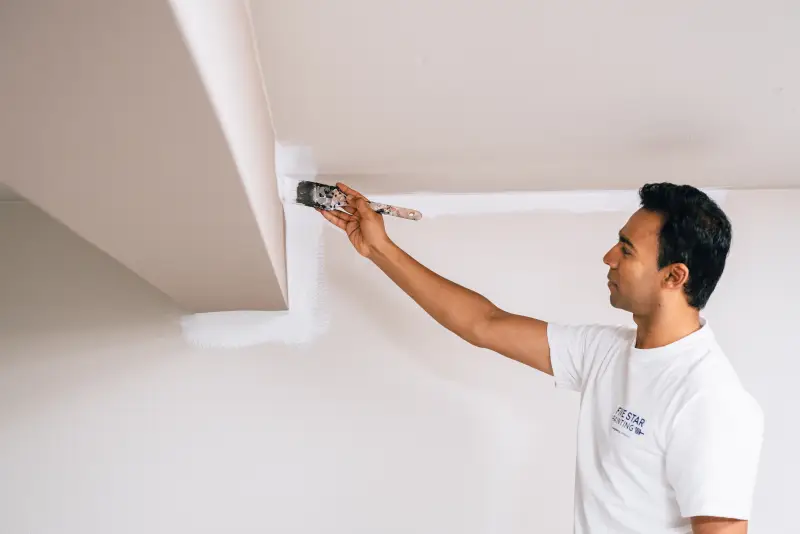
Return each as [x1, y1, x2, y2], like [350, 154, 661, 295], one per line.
[670, 346, 763, 427]
[585, 322, 635, 350]
[680, 342, 745, 393]
[546, 322, 635, 392]
[547, 321, 634, 353]
[670, 384, 764, 437]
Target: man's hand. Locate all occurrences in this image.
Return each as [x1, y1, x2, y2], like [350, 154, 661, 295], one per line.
[317, 183, 391, 258]
[691, 516, 748, 533]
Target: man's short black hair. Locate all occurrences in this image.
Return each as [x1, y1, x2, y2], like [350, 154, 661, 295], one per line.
[639, 183, 732, 309]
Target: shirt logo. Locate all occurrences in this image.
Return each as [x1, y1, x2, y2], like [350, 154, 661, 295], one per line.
[611, 405, 646, 437]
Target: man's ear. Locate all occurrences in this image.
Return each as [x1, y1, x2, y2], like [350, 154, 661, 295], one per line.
[663, 263, 689, 289]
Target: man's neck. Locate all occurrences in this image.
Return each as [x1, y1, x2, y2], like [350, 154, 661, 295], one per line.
[633, 306, 702, 349]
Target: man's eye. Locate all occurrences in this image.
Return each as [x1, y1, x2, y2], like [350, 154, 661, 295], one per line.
[621, 247, 631, 256]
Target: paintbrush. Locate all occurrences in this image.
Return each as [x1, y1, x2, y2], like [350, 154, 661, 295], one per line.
[292, 180, 423, 221]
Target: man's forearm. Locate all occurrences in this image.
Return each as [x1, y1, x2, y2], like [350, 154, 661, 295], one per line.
[368, 239, 495, 345]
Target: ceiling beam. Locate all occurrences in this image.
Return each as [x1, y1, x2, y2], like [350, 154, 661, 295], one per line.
[0, 0, 287, 312]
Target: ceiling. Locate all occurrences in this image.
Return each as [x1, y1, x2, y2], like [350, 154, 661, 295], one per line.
[251, 0, 800, 194]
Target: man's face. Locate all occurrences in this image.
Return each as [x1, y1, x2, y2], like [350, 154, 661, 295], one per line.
[603, 209, 665, 314]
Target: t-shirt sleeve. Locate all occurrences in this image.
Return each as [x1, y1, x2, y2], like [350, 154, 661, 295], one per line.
[665, 389, 764, 520]
[547, 323, 623, 392]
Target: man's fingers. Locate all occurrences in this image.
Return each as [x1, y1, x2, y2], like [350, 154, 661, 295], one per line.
[345, 194, 370, 211]
[337, 182, 366, 199]
[318, 209, 348, 230]
[335, 185, 379, 220]
[331, 208, 354, 221]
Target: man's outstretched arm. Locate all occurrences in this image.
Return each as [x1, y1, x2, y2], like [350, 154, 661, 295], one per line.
[369, 240, 553, 374]
[319, 183, 553, 375]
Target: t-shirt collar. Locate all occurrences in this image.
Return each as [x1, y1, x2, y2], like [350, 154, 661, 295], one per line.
[629, 316, 714, 357]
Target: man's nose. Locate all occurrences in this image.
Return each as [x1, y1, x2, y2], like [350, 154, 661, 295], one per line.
[603, 247, 616, 267]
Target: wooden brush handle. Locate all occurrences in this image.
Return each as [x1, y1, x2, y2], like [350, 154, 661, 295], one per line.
[368, 201, 423, 221]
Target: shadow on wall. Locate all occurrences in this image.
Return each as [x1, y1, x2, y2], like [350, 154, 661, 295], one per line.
[0, 203, 186, 425]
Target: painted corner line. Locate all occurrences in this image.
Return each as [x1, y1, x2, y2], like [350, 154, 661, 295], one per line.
[180, 179, 328, 349]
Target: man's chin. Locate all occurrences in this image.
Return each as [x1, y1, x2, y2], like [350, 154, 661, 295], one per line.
[608, 296, 633, 313]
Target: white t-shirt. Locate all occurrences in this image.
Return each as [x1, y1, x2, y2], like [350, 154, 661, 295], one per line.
[547, 318, 764, 534]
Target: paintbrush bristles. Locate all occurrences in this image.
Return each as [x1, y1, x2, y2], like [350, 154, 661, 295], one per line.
[294, 180, 324, 209]
[294, 181, 346, 211]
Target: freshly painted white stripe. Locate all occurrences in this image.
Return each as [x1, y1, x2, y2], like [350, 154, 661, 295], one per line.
[369, 187, 728, 219]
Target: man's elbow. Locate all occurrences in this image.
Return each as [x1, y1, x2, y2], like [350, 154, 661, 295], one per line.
[465, 307, 503, 349]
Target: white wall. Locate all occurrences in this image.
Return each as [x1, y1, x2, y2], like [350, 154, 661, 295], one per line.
[1, 190, 796, 533]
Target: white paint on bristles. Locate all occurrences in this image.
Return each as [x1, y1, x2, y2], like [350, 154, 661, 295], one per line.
[181, 142, 729, 348]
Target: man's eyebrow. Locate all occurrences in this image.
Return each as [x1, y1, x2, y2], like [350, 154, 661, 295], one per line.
[619, 232, 636, 250]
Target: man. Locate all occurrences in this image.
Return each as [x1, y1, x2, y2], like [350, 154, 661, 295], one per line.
[319, 182, 764, 534]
